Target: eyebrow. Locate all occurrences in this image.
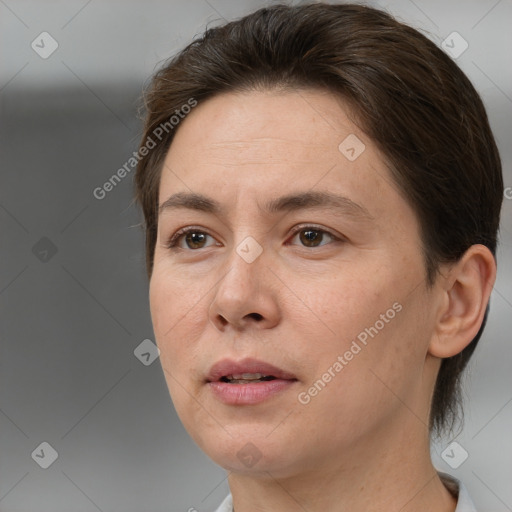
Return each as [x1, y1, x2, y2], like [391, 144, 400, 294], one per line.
[158, 190, 374, 221]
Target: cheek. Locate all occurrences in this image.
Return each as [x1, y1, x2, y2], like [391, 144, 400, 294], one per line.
[149, 268, 196, 369]
[295, 259, 429, 390]
[293, 306, 427, 444]
[149, 263, 217, 385]
[338, 288, 433, 416]
[150, 263, 201, 334]
[302, 263, 396, 339]
[149, 274, 199, 418]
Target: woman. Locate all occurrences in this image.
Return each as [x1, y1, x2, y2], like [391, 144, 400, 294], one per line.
[134, 3, 503, 511]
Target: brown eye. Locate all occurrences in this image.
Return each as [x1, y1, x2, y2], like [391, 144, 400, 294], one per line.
[290, 227, 336, 248]
[300, 229, 323, 247]
[184, 231, 208, 249]
[167, 229, 216, 250]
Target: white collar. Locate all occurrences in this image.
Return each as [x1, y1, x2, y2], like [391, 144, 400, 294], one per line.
[439, 472, 478, 512]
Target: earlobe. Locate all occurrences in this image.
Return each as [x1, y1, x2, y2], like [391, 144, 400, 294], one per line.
[428, 244, 497, 359]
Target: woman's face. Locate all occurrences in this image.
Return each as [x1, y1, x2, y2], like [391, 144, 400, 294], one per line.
[149, 89, 440, 477]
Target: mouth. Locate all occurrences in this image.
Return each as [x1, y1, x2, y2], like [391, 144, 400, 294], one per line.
[219, 373, 278, 384]
[206, 357, 298, 383]
[206, 358, 298, 405]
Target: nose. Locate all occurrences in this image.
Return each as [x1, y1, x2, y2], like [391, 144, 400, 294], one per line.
[208, 240, 281, 332]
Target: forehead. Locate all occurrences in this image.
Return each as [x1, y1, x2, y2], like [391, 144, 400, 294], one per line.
[168, 88, 358, 159]
[157, 89, 406, 226]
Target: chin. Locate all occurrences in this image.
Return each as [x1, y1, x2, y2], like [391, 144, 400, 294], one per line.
[215, 453, 293, 478]
[198, 434, 300, 479]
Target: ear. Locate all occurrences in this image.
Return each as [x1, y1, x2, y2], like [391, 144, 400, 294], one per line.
[428, 244, 497, 358]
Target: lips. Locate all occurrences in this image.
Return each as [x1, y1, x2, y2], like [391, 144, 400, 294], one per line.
[206, 358, 298, 383]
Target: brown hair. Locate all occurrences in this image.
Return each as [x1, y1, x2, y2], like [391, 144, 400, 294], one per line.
[134, 2, 503, 436]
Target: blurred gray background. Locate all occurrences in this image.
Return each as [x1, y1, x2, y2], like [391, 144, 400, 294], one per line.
[1, 0, 511, 511]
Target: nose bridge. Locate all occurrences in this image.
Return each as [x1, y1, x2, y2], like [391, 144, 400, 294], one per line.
[218, 233, 266, 302]
[209, 232, 279, 329]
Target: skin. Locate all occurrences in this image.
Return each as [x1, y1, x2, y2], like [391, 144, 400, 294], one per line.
[149, 88, 496, 512]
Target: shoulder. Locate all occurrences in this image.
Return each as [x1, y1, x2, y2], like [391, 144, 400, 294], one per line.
[213, 475, 477, 512]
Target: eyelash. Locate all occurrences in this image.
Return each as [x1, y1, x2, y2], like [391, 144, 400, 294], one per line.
[165, 224, 342, 251]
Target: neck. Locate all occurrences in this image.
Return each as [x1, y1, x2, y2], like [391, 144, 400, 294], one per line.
[227, 414, 457, 512]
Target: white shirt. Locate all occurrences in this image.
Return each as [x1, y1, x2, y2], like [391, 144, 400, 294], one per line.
[213, 472, 477, 512]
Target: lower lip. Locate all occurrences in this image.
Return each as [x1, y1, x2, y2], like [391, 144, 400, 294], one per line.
[207, 379, 297, 405]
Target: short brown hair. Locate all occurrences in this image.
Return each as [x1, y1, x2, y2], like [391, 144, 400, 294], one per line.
[134, 2, 503, 436]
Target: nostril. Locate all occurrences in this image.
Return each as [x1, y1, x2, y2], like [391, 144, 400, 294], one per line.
[248, 313, 263, 321]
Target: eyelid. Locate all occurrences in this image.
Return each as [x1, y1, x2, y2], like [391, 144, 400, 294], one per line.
[287, 223, 342, 242]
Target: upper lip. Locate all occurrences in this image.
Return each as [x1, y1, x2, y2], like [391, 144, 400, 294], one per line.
[206, 358, 298, 382]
